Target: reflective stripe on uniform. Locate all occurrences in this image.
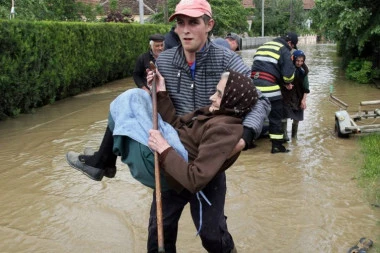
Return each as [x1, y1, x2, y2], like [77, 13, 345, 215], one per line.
[253, 55, 278, 64]
[257, 90, 281, 98]
[256, 85, 280, 92]
[283, 73, 295, 83]
[254, 51, 281, 60]
[269, 133, 284, 139]
[265, 41, 283, 47]
[258, 45, 281, 51]
[255, 86, 281, 99]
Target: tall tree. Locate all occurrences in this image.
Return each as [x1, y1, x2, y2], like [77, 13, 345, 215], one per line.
[251, 0, 305, 36]
[0, 0, 99, 21]
[150, 0, 250, 36]
[310, 0, 380, 69]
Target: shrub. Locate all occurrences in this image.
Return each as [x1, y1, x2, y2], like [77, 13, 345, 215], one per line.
[346, 58, 375, 84]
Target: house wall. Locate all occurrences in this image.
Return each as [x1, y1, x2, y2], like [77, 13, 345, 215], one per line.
[241, 34, 317, 50]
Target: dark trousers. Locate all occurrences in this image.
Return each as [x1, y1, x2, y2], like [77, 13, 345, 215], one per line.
[147, 172, 234, 253]
[268, 99, 284, 140]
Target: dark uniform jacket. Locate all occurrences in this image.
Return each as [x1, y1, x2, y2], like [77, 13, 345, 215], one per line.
[157, 91, 242, 193]
[251, 37, 295, 101]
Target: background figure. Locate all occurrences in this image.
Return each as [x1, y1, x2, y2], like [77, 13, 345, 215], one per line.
[251, 32, 298, 153]
[213, 32, 241, 51]
[164, 25, 181, 50]
[133, 34, 164, 91]
[282, 50, 310, 140]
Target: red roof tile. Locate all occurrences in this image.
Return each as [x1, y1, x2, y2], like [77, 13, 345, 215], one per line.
[303, 0, 315, 10]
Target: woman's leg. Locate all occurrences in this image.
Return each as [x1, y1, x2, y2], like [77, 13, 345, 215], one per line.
[66, 125, 117, 181]
[79, 126, 117, 176]
[292, 120, 299, 139]
[282, 118, 289, 142]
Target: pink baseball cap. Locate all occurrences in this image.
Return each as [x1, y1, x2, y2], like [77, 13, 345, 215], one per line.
[168, 0, 212, 22]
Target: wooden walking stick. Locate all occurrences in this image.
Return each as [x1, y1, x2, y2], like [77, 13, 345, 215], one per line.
[150, 61, 165, 253]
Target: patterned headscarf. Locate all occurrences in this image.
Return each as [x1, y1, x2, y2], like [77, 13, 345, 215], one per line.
[219, 70, 258, 117]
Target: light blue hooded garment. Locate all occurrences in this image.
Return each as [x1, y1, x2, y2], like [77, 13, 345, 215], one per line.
[109, 88, 188, 162]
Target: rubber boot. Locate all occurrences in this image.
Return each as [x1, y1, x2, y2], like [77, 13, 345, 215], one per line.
[271, 139, 290, 154]
[230, 245, 238, 253]
[79, 126, 117, 178]
[282, 120, 289, 142]
[292, 121, 299, 140]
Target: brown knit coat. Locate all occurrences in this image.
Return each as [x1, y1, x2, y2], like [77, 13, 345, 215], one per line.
[156, 92, 243, 193]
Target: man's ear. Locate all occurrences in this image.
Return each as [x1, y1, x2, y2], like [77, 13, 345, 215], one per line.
[207, 19, 215, 32]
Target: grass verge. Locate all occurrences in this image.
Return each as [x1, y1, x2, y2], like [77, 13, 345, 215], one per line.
[358, 133, 380, 253]
[358, 133, 380, 206]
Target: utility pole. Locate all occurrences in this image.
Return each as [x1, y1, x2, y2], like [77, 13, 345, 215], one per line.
[261, 0, 264, 37]
[289, 0, 293, 27]
[139, 0, 144, 24]
[164, 0, 168, 24]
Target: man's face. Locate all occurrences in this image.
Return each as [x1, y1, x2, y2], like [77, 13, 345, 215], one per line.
[226, 38, 238, 51]
[151, 41, 164, 58]
[287, 40, 297, 50]
[175, 15, 214, 53]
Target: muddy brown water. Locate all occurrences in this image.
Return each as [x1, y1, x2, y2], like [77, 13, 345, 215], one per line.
[0, 44, 379, 253]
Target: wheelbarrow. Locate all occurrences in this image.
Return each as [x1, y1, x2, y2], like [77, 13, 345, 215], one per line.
[329, 93, 380, 138]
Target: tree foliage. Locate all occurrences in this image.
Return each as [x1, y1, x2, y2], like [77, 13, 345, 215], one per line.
[251, 0, 306, 36]
[150, 0, 251, 36]
[104, 0, 134, 23]
[0, 0, 100, 21]
[310, 0, 380, 74]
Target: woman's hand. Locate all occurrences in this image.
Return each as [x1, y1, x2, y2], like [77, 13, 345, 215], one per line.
[285, 83, 294, 90]
[229, 138, 245, 157]
[300, 94, 307, 109]
[146, 68, 166, 92]
[148, 129, 171, 154]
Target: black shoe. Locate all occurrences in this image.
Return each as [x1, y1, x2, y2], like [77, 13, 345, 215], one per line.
[357, 237, 373, 252]
[83, 147, 116, 178]
[271, 144, 290, 154]
[66, 151, 104, 181]
[347, 245, 360, 253]
[230, 245, 237, 253]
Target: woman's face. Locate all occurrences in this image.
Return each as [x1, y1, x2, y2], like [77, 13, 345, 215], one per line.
[295, 56, 305, 68]
[209, 77, 227, 112]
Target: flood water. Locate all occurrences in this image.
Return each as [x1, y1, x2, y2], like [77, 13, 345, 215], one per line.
[0, 44, 379, 253]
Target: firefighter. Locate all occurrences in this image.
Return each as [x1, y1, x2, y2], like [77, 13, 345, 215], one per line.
[251, 32, 298, 153]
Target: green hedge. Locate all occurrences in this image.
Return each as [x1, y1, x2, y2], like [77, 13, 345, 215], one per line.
[0, 20, 169, 119]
